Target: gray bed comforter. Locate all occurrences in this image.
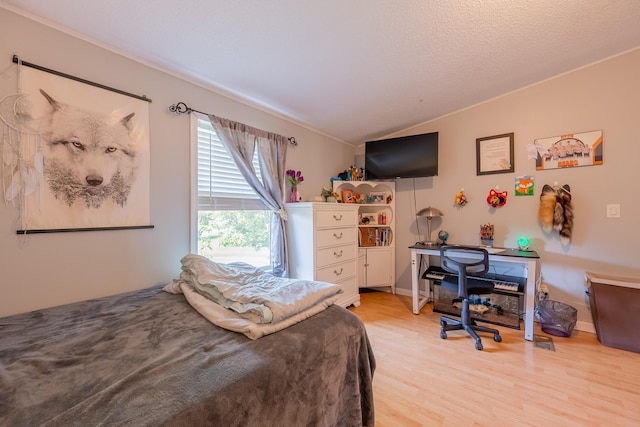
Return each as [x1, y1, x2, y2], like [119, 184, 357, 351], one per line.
[0, 286, 375, 427]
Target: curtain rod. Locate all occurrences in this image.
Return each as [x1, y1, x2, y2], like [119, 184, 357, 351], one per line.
[169, 101, 297, 146]
[12, 55, 152, 102]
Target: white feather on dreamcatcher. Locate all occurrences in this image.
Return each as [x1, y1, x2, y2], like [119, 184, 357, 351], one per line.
[0, 59, 46, 229]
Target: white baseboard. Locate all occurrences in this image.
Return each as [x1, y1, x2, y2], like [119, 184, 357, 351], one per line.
[394, 288, 423, 298]
[575, 320, 595, 334]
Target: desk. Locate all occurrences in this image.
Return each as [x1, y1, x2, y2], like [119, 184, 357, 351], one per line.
[410, 244, 539, 341]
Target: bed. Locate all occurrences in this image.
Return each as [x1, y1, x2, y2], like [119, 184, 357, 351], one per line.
[0, 257, 375, 426]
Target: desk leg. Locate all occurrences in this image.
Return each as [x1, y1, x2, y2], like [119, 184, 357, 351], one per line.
[411, 250, 430, 314]
[411, 251, 420, 314]
[523, 259, 537, 341]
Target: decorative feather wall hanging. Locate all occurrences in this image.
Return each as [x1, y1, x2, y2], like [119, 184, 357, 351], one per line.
[0, 59, 46, 228]
[538, 184, 573, 244]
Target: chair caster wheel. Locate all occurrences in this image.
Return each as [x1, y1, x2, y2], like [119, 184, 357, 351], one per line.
[475, 341, 483, 351]
[494, 334, 502, 343]
[440, 330, 447, 340]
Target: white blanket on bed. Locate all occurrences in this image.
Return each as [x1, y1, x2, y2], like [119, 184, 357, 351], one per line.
[163, 254, 343, 338]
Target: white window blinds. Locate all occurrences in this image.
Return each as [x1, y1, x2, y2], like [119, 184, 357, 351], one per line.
[197, 118, 265, 210]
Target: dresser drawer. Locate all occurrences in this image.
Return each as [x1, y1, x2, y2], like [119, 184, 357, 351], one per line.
[316, 227, 357, 247]
[316, 209, 357, 228]
[335, 276, 356, 295]
[316, 243, 356, 268]
[316, 261, 356, 283]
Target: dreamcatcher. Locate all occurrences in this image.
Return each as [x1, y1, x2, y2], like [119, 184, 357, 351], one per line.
[1, 58, 46, 229]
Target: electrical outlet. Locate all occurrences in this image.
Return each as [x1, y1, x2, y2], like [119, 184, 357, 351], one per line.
[537, 283, 549, 300]
[606, 204, 621, 218]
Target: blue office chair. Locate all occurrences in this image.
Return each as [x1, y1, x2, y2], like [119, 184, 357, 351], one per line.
[439, 245, 502, 350]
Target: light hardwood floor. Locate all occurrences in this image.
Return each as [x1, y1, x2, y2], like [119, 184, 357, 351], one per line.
[348, 290, 640, 427]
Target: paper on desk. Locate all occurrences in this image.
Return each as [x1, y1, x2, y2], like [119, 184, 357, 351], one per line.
[483, 247, 505, 254]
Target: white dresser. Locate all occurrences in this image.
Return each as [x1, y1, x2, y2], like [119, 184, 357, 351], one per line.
[285, 202, 360, 308]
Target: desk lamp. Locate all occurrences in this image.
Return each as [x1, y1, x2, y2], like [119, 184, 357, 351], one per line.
[416, 207, 443, 246]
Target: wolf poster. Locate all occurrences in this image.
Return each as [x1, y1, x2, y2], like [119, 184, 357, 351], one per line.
[15, 65, 151, 231]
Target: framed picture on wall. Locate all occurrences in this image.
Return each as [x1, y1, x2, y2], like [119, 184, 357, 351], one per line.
[2, 56, 154, 233]
[476, 133, 515, 175]
[534, 130, 603, 170]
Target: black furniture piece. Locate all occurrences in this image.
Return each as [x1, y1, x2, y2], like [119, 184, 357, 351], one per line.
[438, 245, 502, 350]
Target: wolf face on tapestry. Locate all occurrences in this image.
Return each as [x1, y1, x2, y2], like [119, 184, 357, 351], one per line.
[1, 61, 151, 232]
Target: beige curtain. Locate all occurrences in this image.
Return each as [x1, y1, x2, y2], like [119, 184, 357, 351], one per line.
[208, 115, 290, 277]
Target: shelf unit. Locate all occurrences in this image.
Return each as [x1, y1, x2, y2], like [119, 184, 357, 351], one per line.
[332, 180, 396, 293]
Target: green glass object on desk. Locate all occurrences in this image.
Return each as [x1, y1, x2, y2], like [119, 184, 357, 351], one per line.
[517, 237, 530, 251]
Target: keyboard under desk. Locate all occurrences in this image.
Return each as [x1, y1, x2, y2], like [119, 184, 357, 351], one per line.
[422, 266, 526, 329]
[422, 266, 526, 294]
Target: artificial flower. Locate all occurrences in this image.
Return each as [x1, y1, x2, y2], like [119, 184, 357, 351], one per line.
[286, 169, 304, 186]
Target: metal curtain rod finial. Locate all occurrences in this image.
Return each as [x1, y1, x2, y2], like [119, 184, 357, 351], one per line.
[169, 102, 192, 114]
[169, 101, 298, 145]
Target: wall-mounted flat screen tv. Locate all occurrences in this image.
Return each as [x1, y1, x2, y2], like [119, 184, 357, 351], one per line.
[365, 132, 438, 180]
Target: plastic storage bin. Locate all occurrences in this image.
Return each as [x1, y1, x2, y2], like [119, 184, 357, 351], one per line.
[585, 272, 640, 353]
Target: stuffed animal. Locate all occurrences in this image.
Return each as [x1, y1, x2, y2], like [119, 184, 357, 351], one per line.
[348, 165, 360, 181]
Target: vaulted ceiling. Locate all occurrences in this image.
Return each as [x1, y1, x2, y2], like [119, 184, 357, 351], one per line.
[4, 1, 640, 146]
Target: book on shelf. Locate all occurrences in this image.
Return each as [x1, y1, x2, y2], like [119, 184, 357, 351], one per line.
[377, 228, 393, 246]
[359, 227, 393, 247]
[359, 227, 376, 247]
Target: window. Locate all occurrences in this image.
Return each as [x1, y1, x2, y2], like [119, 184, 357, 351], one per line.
[194, 117, 270, 268]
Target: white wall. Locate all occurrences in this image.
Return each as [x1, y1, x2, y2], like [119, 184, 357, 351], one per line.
[0, 8, 354, 317]
[377, 48, 640, 329]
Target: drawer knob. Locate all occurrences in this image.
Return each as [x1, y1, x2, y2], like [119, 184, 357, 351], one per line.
[333, 268, 344, 276]
[333, 232, 343, 240]
[333, 214, 343, 221]
[333, 250, 343, 258]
